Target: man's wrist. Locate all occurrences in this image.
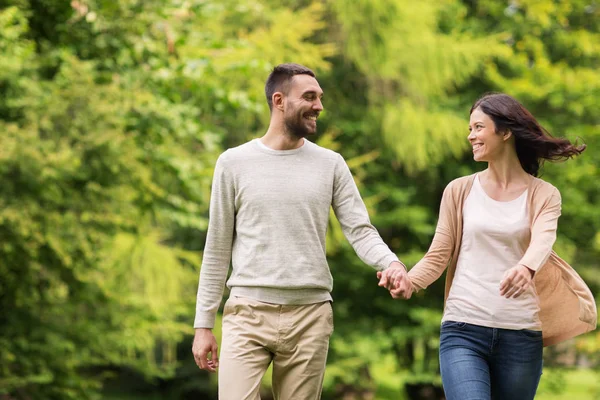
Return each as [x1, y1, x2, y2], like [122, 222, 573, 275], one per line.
[388, 260, 407, 272]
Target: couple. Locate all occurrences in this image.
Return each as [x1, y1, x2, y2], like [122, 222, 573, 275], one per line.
[192, 63, 597, 400]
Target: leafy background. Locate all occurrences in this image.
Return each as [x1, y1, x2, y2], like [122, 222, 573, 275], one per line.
[0, 0, 598, 399]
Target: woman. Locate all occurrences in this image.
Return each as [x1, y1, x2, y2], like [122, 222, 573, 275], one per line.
[394, 93, 597, 399]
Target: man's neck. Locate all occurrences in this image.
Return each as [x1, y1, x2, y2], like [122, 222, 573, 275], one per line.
[261, 127, 305, 150]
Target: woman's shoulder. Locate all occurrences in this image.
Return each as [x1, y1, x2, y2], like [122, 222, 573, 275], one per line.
[445, 173, 477, 193]
[530, 176, 561, 197]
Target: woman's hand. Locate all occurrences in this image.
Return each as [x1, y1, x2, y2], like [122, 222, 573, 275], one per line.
[500, 264, 534, 298]
[377, 263, 414, 299]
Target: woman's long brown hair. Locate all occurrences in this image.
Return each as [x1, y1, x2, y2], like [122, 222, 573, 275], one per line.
[471, 93, 586, 177]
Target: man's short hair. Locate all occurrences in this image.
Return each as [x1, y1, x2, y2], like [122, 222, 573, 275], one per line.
[265, 63, 316, 111]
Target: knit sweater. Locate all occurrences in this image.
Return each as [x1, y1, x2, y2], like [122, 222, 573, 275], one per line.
[408, 173, 597, 346]
[194, 139, 399, 328]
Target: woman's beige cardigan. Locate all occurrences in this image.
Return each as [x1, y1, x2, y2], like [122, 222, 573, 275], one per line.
[408, 174, 597, 346]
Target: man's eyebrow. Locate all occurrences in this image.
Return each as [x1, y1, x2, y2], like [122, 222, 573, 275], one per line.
[302, 90, 324, 97]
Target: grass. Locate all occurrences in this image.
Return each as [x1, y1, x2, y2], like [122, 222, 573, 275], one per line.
[536, 368, 599, 400]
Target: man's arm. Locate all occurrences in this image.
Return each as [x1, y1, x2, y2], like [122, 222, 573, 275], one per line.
[192, 154, 235, 371]
[331, 154, 411, 297]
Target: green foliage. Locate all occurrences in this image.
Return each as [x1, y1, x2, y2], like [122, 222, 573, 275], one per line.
[0, 0, 598, 399]
[328, 0, 509, 173]
[0, 2, 214, 398]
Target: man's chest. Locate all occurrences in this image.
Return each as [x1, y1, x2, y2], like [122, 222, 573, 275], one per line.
[234, 165, 335, 210]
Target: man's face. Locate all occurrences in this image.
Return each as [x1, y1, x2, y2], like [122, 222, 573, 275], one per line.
[282, 75, 324, 138]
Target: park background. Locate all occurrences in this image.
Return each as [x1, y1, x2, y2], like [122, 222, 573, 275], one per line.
[1, 0, 598, 399]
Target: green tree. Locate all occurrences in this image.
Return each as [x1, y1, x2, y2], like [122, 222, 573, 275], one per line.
[1, 0, 597, 398]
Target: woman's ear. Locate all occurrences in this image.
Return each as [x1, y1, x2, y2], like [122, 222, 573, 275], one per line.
[502, 129, 513, 141]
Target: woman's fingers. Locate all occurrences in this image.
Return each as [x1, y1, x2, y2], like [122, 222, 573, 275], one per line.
[499, 270, 515, 295]
[500, 266, 532, 298]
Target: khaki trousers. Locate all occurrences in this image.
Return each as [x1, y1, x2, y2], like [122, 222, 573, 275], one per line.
[218, 296, 334, 400]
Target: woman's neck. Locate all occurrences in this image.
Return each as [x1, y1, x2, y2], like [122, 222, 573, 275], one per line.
[484, 153, 530, 189]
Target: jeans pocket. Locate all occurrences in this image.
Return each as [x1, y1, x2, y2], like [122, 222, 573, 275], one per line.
[518, 329, 543, 339]
[441, 321, 468, 330]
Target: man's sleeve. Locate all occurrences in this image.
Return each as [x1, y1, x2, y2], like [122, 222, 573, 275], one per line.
[331, 154, 400, 271]
[194, 154, 236, 329]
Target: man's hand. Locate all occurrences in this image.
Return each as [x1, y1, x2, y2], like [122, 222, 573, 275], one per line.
[377, 262, 413, 299]
[192, 328, 219, 372]
[500, 264, 534, 299]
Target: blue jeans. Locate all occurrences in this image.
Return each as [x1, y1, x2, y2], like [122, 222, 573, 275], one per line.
[439, 321, 543, 400]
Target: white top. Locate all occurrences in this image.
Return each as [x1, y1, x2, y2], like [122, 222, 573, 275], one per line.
[194, 139, 400, 328]
[443, 174, 542, 330]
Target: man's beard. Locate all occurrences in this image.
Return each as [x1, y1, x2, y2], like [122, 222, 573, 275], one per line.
[284, 114, 314, 139]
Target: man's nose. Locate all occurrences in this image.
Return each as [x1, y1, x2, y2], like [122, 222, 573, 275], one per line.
[313, 98, 323, 111]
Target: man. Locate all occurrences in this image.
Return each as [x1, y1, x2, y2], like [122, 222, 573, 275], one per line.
[192, 63, 412, 399]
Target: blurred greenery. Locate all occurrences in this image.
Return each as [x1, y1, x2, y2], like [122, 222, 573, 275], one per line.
[0, 0, 598, 399]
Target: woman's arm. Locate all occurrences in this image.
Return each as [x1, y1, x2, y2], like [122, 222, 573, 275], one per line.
[518, 187, 561, 274]
[407, 183, 457, 291]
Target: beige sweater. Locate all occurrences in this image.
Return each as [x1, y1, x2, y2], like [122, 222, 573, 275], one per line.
[408, 173, 597, 346]
[194, 139, 399, 329]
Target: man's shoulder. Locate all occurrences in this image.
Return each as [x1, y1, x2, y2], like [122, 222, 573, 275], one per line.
[218, 140, 257, 162]
[304, 139, 341, 160]
[226, 140, 257, 155]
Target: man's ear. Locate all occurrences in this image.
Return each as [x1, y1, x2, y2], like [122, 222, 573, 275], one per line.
[272, 92, 284, 111]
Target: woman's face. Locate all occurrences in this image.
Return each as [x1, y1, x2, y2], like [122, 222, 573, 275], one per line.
[468, 107, 509, 162]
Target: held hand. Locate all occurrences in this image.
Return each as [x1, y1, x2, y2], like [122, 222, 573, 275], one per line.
[377, 263, 413, 299]
[377, 262, 405, 290]
[192, 328, 219, 372]
[389, 274, 414, 299]
[500, 264, 534, 299]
